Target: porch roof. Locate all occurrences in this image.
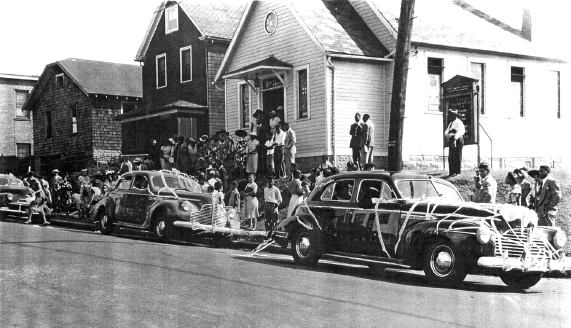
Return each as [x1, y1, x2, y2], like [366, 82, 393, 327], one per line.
[222, 55, 293, 81]
[115, 100, 208, 123]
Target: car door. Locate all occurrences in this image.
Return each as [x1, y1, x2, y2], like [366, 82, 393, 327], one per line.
[350, 179, 401, 257]
[111, 174, 133, 222]
[123, 174, 152, 225]
[310, 178, 355, 253]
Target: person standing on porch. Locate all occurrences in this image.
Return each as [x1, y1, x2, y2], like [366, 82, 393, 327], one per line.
[444, 109, 465, 177]
[273, 123, 286, 179]
[283, 122, 296, 180]
[245, 132, 260, 176]
[363, 114, 375, 164]
[349, 112, 365, 170]
[269, 109, 281, 134]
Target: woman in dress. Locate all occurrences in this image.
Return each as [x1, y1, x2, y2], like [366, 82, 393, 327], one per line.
[187, 138, 198, 175]
[505, 172, 521, 206]
[211, 181, 227, 227]
[241, 173, 259, 230]
[176, 136, 190, 173]
[245, 132, 260, 176]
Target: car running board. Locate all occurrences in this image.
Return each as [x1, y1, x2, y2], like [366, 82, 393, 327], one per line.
[324, 252, 411, 270]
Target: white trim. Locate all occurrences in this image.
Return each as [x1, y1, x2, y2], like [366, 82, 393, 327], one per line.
[0, 73, 37, 81]
[165, 4, 179, 34]
[293, 64, 310, 120]
[156, 53, 167, 89]
[328, 53, 393, 62]
[468, 61, 486, 115]
[180, 46, 192, 83]
[364, 0, 398, 40]
[222, 65, 293, 80]
[237, 81, 252, 129]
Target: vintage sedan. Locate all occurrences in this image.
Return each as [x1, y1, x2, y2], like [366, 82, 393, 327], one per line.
[273, 171, 570, 289]
[0, 174, 36, 221]
[92, 170, 247, 242]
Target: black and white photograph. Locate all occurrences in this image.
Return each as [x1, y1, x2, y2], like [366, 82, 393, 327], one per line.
[0, 0, 569, 326]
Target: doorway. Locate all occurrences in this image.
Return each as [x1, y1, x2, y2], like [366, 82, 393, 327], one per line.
[262, 87, 284, 122]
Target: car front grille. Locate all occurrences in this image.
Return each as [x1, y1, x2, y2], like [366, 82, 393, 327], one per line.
[493, 229, 554, 259]
[190, 204, 227, 227]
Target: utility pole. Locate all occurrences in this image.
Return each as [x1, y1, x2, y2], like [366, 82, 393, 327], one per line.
[387, 0, 415, 171]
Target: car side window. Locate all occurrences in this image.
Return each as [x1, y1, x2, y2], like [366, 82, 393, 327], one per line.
[380, 182, 395, 201]
[117, 176, 133, 190]
[132, 175, 149, 190]
[357, 180, 384, 208]
[321, 179, 354, 202]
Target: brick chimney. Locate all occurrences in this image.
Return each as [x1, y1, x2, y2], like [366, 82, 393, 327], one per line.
[521, 7, 532, 41]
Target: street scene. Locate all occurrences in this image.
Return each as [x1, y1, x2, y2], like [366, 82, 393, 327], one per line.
[0, 0, 570, 327]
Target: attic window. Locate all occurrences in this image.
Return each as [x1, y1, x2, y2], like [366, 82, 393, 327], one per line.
[56, 74, 64, 89]
[165, 5, 179, 34]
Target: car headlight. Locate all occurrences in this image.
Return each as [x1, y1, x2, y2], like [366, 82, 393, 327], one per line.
[554, 231, 567, 249]
[6, 194, 14, 201]
[227, 208, 236, 219]
[476, 226, 493, 244]
[180, 201, 192, 212]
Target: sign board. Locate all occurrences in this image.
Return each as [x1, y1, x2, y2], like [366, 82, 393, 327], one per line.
[442, 75, 479, 147]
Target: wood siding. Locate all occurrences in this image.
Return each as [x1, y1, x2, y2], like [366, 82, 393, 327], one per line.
[224, 2, 327, 158]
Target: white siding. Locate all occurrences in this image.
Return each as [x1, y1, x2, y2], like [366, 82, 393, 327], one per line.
[401, 46, 570, 163]
[333, 60, 389, 157]
[224, 2, 327, 158]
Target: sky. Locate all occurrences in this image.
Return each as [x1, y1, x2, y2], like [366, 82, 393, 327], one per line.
[0, 0, 569, 77]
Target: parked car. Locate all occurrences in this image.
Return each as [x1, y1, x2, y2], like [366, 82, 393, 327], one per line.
[272, 171, 569, 289]
[92, 170, 236, 242]
[0, 174, 36, 221]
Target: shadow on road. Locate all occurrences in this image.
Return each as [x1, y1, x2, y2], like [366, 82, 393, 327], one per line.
[233, 253, 540, 294]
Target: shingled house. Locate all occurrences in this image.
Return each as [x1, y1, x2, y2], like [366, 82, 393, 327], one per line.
[115, 0, 246, 154]
[23, 58, 142, 174]
[0, 73, 38, 174]
[216, 0, 568, 170]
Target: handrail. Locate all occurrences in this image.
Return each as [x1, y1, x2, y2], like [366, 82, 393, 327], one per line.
[479, 123, 492, 168]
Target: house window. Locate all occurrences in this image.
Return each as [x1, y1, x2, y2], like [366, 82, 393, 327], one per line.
[156, 54, 167, 89]
[510, 67, 524, 117]
[470, 63, 485, 115]
[15, 90, 30, 118]
[296, 67, 309, 119]
[121, 102, 137, 115]
[16, 144, 31, 159]
[71, 104, 78, 134]
[56, 74, 64, 89]
[427, 58, 443, 111]
[165, 5, 179, 34]
[240, 83, 250, 129]
[46, 110, 53, 138]
[180, 46, 192, 83]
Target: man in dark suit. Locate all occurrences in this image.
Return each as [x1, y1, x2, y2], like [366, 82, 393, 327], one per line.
[535, 165, 561, 227]
[349, 112, 365, 170]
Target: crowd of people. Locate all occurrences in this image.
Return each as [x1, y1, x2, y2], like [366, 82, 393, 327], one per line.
[472, 162, 562, 227]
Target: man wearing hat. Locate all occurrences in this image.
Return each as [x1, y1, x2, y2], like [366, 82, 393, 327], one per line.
[473, 162, 497, 204]
[534, 165, 561, 226]
[444, 108, 465, 177]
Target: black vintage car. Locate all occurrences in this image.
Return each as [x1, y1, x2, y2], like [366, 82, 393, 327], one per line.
[93, 170, 212, 242]
[273, 171, 569, 289]
[0, 174, 36, 221]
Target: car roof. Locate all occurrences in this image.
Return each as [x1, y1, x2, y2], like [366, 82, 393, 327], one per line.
[327, 170, 433, 180]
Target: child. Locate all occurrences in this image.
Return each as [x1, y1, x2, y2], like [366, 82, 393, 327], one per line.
[227, 180, 241, 214]
[263, 177, 282, 239]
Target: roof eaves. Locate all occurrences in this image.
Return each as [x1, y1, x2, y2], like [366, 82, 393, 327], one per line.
[214, 0, 255, 83]
[135, 1, 167, 62]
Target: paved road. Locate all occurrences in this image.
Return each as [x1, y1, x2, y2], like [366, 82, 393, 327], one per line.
[0, 221, 569, 327]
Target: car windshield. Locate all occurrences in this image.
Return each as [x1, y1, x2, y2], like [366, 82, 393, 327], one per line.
[152, 174, 202, 193]
[0, 177, 23, 186]
[396, 179, 462, 202]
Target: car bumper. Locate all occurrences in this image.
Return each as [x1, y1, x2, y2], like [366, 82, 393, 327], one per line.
[477, 255, 571, 273]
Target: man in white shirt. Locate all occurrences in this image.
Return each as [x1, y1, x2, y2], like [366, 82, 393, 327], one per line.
[283, 122, 297, 180]
[444, 109, 465, 177]
[363, 114, 375, 164]
[263, 177, 282, 239]
[273, 123, 286, 179]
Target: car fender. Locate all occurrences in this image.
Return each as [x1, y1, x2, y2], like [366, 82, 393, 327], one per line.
[92, 197, 116, 221]
[277, 213, 323, 236]
[399, 219, 482, 268]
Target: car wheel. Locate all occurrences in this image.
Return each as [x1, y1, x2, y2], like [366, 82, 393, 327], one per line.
[291, 229, 322, 266]
[499, 272, 542, 290]
[153, 215, 169, 243]
[423, 242, 466, 286]
[97, 209, 113, 235]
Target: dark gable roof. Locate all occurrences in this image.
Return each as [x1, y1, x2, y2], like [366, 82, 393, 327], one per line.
[370, 0, 564, 61]
[58, 58, 142, 98]
[136, 1, 246, 61]
[292, 0, 388, 56]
